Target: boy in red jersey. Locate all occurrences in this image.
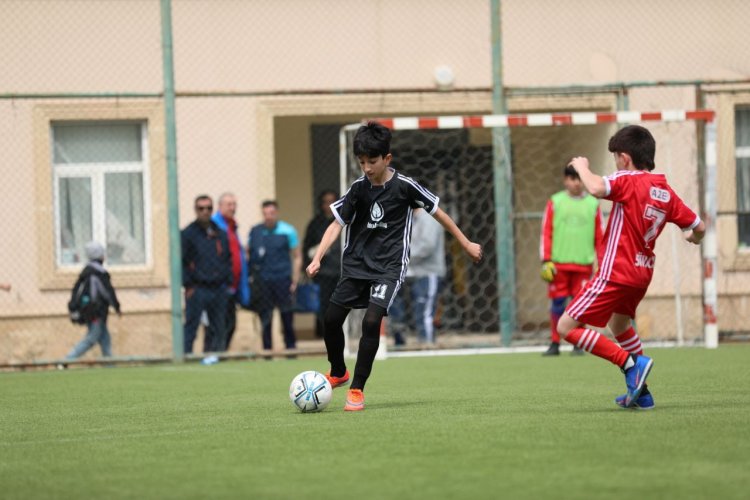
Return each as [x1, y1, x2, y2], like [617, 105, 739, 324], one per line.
[557, 125, 705, 409]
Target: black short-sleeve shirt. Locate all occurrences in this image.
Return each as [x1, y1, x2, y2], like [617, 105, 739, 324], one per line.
[331, 168, 439, 281]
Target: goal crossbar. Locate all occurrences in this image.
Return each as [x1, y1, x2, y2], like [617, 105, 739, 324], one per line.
[341, 109, 714, 132]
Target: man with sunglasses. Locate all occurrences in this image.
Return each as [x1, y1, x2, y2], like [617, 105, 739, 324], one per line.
[181, 195, 232, 355]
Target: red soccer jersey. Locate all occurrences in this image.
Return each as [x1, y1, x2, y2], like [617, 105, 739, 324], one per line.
[598, 170, 701, 288]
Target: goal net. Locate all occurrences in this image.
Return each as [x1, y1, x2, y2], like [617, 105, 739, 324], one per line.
[339, 110, 717, 355]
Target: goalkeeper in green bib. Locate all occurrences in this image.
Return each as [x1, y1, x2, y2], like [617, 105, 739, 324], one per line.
[540, 164, 603, 356]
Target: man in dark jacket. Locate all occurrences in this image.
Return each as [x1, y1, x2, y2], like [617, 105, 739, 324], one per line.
[182, 195, 232, 355]
[303, 190, 340, 338]
[66, 241, 121, 361]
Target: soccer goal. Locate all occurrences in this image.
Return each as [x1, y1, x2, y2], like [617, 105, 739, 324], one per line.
[339, 109, 717, 356]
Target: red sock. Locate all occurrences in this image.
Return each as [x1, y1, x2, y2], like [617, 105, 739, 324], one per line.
[564, 327, 629, 367]
[550, 312, 561, 344]
[615, 327, 643, 355]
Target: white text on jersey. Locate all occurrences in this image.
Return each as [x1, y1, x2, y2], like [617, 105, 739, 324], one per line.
[649, 187, 670, 203]
[634, 252, 655, 269]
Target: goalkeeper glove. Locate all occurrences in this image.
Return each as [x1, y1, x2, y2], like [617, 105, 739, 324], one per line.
[540, 261, 556, 282]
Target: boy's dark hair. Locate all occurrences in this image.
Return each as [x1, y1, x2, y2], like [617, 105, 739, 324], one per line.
[563, 163, 580, 180]
[262, 200, 278, 209]
[353, 121, 392, 158]
[608, 125, 656, 171]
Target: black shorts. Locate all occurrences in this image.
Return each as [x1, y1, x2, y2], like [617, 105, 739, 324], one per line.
[330, 277, 402, 313]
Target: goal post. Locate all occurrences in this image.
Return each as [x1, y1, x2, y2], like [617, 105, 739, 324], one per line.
[702, 120, 719, 348]
[339, 109, 717, 353]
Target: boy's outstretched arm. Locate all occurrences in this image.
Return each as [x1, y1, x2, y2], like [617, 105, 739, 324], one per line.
[432, 208, 483, 262]
[569, 157, 607, 198]
[306, 221, 343, 278]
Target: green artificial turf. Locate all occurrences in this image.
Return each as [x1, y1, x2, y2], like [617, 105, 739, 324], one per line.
[1, 345, 749, 499]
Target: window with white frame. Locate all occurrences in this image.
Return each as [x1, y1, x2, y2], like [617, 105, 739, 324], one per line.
[737, 108, 750, 248]
[53, 121, 150, 267]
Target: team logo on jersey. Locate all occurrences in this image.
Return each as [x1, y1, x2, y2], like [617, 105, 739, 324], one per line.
[370, 202, 384, 221]
[368, 202, 388, 229]
[649, 187, 670, 202]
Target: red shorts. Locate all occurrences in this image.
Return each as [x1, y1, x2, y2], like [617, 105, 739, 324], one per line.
[565, 278, 647, 328]
[548, 269, 590, 299]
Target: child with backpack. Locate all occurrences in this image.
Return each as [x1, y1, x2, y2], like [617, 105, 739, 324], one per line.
[66, 241, 121, 362]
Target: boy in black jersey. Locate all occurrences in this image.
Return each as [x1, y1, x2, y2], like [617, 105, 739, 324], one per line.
[306, 122, 483, 411]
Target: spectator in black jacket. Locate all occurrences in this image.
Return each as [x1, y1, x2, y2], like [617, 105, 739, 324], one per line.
[182, 195, 232, 356]
[303, 190, 340, 338]
[65, 241, 121, 361]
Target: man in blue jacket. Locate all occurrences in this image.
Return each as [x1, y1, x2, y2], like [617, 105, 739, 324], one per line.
[248, 200, 302, 351]
[182, 195, 232, 355]
[207, 192, 250, 351]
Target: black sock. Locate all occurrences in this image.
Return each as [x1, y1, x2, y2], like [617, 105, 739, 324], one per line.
[350, 304, 386, 391]
[323, 303, 349, 378]
[351, 336, 380, 390]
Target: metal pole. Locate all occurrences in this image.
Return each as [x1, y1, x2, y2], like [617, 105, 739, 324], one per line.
[160, 0, 184, 361]
[702, 120, 719, 348]
[617, 86, 630, 111]
[505, 77, 750, 96]
[491, 0, 515, 346]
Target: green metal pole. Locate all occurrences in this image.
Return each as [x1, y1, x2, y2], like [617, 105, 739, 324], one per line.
[491, 0, 515, 346]
[160, 0, 184, 361]
[617, 85, 630, 111]
[0, 92, 162, 100]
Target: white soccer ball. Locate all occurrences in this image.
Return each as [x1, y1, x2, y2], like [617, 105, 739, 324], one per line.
[289, 371, 333, 412]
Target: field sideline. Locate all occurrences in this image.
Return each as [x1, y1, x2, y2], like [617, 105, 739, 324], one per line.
[1, 345, 749, 499]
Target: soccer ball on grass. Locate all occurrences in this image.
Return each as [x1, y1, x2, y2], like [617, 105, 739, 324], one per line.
[289, 371, 333, 412]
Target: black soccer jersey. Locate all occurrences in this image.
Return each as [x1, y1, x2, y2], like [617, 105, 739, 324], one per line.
[331, 168, 439, 281]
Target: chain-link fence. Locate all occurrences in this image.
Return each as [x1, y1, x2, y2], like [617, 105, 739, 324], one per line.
[1, 0, 750, 366]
